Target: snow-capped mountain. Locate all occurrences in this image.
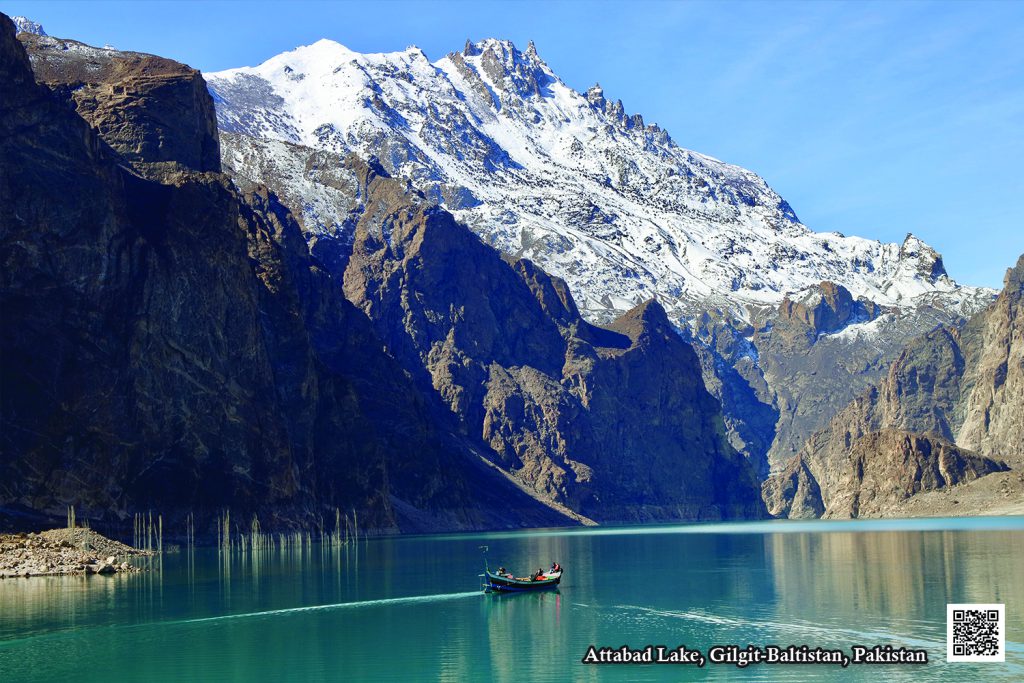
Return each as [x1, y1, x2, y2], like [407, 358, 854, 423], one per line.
[205, 37, 996, 475]
[12, 16, 45, 36]
[206, 38, 986, 325]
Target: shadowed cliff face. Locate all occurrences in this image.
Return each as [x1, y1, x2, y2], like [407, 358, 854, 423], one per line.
[764, 255, 1024, 518]
[341, 163, 766, 522]
[226, 141, 767, 521]
[0, 15, 577, 534]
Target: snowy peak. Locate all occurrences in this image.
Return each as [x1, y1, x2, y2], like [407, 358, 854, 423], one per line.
[208, 38, 451, 148]
[12, 16, 45, 36]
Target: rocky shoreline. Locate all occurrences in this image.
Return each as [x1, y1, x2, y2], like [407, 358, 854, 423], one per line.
[0, 528, 153, 578]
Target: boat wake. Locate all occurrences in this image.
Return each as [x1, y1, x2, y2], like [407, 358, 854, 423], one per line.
[612, 604, 944, 650]
[180, 591, 482, 624]
[0, 591, 483, 650]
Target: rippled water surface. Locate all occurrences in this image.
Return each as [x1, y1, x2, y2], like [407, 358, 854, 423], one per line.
[1, 517, 1022, 681]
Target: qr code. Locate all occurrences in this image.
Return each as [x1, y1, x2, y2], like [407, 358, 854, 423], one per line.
[947, 603, 1005, 662]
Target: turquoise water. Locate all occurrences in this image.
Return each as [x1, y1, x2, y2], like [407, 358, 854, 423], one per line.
[1, 517, 1022, 681]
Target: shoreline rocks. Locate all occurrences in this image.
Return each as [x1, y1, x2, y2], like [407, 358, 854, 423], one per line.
[0, 528, 152, 578]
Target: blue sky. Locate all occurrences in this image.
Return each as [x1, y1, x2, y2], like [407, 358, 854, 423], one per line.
[6, 0, 1022, 288]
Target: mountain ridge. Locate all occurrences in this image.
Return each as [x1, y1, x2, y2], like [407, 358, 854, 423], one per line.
[206, 37, 990, 323]
[7, 16, 1015, 529]
[11, 15, 45, 36]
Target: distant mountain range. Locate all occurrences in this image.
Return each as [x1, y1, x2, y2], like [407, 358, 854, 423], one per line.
[1, 15, 1019, 534]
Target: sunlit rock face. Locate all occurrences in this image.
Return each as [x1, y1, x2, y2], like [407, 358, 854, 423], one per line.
[21, 31, 221, 179]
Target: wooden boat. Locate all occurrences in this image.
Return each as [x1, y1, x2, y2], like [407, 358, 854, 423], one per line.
[482, 568, 562, 593]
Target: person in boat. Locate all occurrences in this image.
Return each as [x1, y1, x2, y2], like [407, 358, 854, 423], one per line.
[550, 561, 561, 573]
[531, 568, 544, 581]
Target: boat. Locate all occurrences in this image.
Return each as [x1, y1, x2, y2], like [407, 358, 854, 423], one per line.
[482, 567, 562, 593]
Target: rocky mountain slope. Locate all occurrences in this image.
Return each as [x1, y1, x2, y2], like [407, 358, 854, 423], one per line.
[749, 276, 987, 470]
[206, 38, 993, 475]
[2, 16, 766, 532]
[764, 254, 1024, 517]
[334, 159, 763, 521]
[1, 16, 580, 534]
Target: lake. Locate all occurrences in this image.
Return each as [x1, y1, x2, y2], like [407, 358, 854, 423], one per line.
[1, 517, 1022, 681]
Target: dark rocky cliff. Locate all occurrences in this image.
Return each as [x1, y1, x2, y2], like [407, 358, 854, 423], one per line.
[0, 15, 575, 534]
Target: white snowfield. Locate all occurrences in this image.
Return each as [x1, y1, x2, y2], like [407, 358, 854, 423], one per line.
[206, 38, 990, 325]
